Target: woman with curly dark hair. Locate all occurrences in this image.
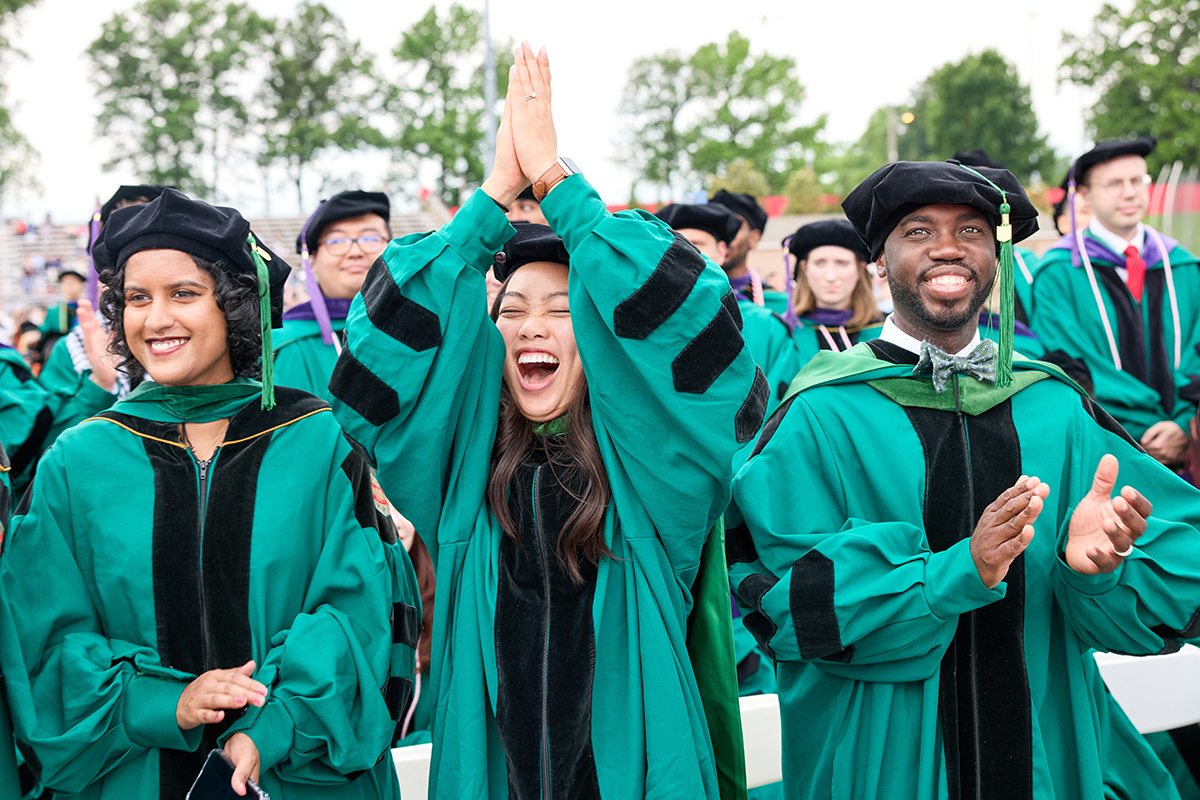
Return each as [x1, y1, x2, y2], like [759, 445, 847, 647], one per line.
[0, 190, 420, 800]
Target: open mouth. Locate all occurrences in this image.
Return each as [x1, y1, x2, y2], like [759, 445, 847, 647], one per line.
[517, 351, 560, 389]
[147, 337, 188, 355]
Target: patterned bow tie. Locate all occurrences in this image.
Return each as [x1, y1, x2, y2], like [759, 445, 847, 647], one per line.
[913, 339, 997, 394]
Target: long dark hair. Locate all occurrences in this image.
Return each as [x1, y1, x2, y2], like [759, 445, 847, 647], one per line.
[486, 273, 613, 585]
[99, 255, 262, 387]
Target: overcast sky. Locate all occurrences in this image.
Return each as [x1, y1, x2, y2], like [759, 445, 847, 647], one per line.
[4, 0, 1110, 222]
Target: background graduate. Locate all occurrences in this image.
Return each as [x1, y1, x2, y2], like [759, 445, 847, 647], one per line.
[728, 160, 1200, 799]
[0, 190, 420, 800]
[331, 41, 762, 800]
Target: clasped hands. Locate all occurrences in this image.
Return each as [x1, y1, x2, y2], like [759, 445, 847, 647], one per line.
[971, 454, 1152, 589]
[176, 659, 268, 796]
[480, 41, 560, 210]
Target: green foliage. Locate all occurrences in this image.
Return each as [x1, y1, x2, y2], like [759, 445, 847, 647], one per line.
[388, 4, 513, 206]
[619, 32, 825, 195]
[923, 49, 1059, 183]
[706, 159, 770, 197]
[0, 0, 41, 202]
[821, 102, 934, 198]
[256, 1, 383, 208]
[782, 169, 828, 214]
[88, 0, 272, 198]
[1062, 0, 1200, 172]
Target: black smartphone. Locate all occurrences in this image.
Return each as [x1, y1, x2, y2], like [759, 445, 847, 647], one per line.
[186, 748, 270, 800]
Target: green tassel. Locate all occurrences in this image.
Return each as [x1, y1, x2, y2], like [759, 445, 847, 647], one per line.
[956, 165, 1014, 387]
[247, 234, 276, 410]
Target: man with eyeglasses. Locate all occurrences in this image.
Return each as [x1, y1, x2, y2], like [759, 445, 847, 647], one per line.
[274, 190, 391, 402]
[1033, 138, 1200, 469]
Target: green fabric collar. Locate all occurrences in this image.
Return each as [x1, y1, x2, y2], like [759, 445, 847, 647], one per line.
[533, 415, 568, 437]
[782, 342, 1084, 415]
[109, 377, 263, 423]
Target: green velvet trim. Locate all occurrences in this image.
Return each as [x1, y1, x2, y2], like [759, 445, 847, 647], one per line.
[866, 370, 1050, 416]
[108, 377, 262, 422]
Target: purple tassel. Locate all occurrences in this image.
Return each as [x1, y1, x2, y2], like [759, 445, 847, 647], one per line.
[87, 211, 101, 307]
[299, 202, 334, 346]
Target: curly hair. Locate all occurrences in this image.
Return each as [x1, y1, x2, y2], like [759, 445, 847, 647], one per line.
[99, 255, 262, 387]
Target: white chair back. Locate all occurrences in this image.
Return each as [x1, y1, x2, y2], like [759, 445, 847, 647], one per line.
[392, 742, 433, 798]
[740, 693, 783, 789]
[1095, 644, 1200, 733]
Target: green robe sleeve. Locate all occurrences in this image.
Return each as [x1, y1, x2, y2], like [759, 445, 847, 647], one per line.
[539, 174, 768, 574]
[219, 441, 411, 782]
[728, 393, 1004, 683]
[0, 447, 202, 795]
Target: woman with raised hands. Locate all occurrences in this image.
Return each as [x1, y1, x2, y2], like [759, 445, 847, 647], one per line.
[330, 42, 764, 799]
[0, 190, 420, 799]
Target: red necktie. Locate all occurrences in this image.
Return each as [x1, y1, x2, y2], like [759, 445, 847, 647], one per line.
[1124, 245, 1145, 302]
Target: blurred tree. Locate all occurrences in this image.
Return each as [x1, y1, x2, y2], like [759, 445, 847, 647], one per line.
[782, 169, 828, 214]
[256, 1, 383, 208]
[706, 158, 770, 197]
[619, 32, 826, 196]
[822, 95, 934, 198]
[88, 0, 271, 198]
[923, 49, 1058, 183]
[1062, 0, 1200, 172]
[0, 0, 41, 204]
[388, 4, 514, 206]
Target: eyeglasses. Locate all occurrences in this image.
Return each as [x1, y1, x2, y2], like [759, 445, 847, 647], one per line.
[320, 235, 386, 256]
[1090, 174, 1152, 196]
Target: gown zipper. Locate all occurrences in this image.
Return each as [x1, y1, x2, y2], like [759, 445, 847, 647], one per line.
[532, 465, 552, 795]
[189, 445, 217, 669]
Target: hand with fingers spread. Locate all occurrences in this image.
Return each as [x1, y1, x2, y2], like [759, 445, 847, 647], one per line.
[175, 660, 268, 730]
[77, 298, 119, 392]
[226, 732, 261, 796]
[479, 60, 528, 210]
[971, 476, 1049, 588]
[508, 41, 559, 184]
[1066, 454, 1153, 575]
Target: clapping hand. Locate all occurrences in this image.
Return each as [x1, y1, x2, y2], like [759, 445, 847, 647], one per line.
[1065, 454, 1151, 574]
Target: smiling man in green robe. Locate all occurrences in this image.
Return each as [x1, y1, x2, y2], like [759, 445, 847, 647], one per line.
[728, 160, 1200, 800]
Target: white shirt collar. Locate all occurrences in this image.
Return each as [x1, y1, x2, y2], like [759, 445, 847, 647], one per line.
[1089, 217, 1145, 254]
[879, 314, 981, 358]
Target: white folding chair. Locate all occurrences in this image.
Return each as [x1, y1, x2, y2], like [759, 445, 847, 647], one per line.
[1095, 643, 1200, 733]
[740, 693, 784, 789]
[392, 742, 433, 798]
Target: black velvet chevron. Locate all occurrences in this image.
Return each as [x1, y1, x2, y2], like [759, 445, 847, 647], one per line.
[672, 301, 743, 394]
[735, 368, 769, 443]
[613, 233, 706, 340]
[360, 256, 442, 351]
[736, 572, 781, 660]
[721, 291, 744, 331]
[725, 519, 759, 566]
[751, 395, 798, 458]
[10, 406, 53, 479]
[790, 550, 854, 663]
[330, 349, 400, 426]
[339, 450, 398, 545]
[494, 453, 601, 800]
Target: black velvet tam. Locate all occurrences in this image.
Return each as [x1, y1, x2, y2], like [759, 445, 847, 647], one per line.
[786, 219, 869, 269]
[493, 221, 570, 283]
[1075, 137, 1156, 185]
[99, 185, 175, 224]
[709, 189, 768, 232]
[297, 190, 390, 253]
[842, 161, 1040, 261]
[655, 203, 742, 245]
[94, 188, 292, 327]
[950, 149, 1004, 170]
[58, 268, 86, 282]
[517, 185, 538, 203]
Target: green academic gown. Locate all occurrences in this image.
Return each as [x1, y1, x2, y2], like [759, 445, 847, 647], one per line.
[738, 302, 801, 409]
[0, 443, 17, 798]
[728, 341, 1200, 800]
[791, 318, 886, 367]
[0, 384, 419, 800]
[273, 317, 347, 403]
[1014, 245, 1039, 322]
[331, 175, 765, 800]
[1032, 233, 1200, 442]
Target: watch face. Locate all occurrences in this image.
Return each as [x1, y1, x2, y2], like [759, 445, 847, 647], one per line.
[560, 157, 579, 174]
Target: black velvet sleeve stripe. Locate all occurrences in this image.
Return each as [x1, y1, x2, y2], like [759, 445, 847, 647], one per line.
[340, 451, 398, 544]
[359, 256, 442, 352]
[393, 602, 421, 647]
[725, 520, 759, 566]
[10, 407, 54, 478]
[13, 484, 31, 517]
[672, 301, 744, 394]
[737, 573, 780, 660]
[735, 367, 769, 444]
[1079, 394, 1142, 450]
[751, 394, 798, 458]
[722, 291, 743, 331]
[384, 675, 415, 721]
[1152, 605, 1200, 641]
[329, 350, 400, 427]
[613, 234, 706, 340]
[791, 550, 854, 662]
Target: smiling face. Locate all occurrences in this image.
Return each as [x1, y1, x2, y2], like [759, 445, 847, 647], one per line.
[495, 261, 584, 423]
[1078, 154, 1149, 241]
[123, 249, 234, 387]
[879, 203, 996, 352]
[801, 245, 862, 310]
[312, 213, 389, 299]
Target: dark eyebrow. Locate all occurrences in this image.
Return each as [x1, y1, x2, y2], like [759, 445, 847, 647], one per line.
[899, 211, 989, 226]
[125, 280, 208, 293]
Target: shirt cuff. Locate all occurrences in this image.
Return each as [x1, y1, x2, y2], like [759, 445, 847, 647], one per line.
[925, 537, 1006, 618]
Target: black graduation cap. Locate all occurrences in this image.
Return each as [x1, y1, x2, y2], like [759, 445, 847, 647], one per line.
[99, 185, 175, 225]
[708, 189, 768, 232]
[94, 189, 291, 328]
[492, 222, 570, 283]
[1074, 137, 1156, 185]
[516, 186, 538, 203]
[950, 149, 1005, 170]
[785, 219, 869, 277]
[842, 160, 1039, 262]
[297, 190, 390, 254]
[655, 203, 742, 245]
